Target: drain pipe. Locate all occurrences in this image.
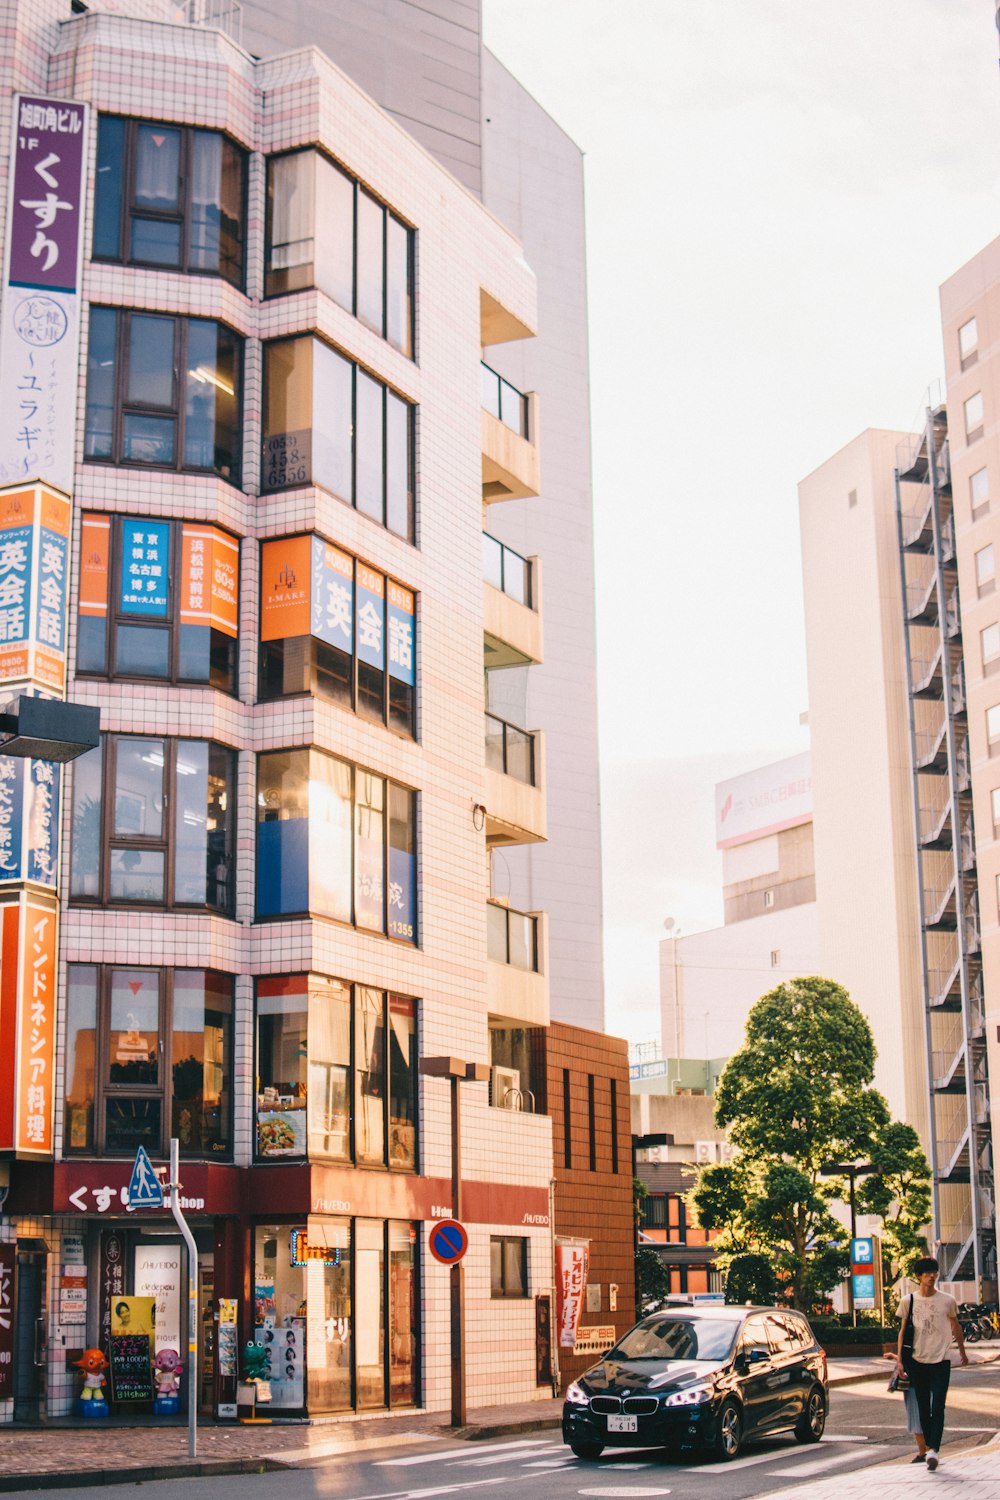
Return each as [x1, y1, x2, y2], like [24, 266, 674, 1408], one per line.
[549, 1176, 560, 1395]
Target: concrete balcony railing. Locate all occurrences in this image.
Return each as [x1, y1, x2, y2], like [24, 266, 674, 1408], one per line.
[481, 363, 540, 501]
[483, 532, 543, 666]
[486, 901, 549, 1027]
[484, 716, 547, 845]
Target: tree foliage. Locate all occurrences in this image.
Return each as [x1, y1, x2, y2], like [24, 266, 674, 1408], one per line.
[635, 1247, 671, 1310]
[693, 977, 898, 1310]
[858, 1121, 932, 1277]
[723, 1253, 778, 1306]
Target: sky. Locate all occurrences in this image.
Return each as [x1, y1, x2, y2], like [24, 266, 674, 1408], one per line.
[480, 0, 1000, 1046]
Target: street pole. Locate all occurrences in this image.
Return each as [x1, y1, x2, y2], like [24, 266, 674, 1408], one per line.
[169, 1137, 198, 1459]
[450, 1074, 465, 1428]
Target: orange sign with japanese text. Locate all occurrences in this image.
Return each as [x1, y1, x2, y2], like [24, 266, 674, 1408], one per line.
[260, 536, 311, 641]
[181, 524, 239, 638]
[0, 481, 71, 692]
[78, 514, 110, 618]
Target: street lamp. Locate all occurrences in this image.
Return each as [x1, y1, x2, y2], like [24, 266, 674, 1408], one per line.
[419, 1056, 490, 1426]
[0, 695, 99, 761]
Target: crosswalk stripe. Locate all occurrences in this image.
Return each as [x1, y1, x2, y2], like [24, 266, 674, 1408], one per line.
[763, 1447, 883, 1478]
[378, 1440, 553, 1467]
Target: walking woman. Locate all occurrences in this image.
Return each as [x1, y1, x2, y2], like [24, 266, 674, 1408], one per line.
[895, 1256, 969, 1470]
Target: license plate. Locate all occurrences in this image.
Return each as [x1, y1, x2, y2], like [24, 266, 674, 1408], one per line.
[607, 1414, 638, 1433]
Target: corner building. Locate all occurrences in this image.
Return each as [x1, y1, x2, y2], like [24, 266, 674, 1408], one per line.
[0, 0, 570, 1421]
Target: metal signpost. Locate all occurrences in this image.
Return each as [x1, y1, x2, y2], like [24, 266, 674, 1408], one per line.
[127, 1140, 197, 1459]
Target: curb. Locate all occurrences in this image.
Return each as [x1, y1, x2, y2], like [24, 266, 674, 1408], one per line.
[460, 1415, 562, 1442]
[0, 1457, 291, 1494]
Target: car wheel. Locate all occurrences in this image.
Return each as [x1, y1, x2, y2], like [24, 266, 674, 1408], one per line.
[713, 1400, 742, 1461]
[794, 1386, 827, 1443]
[570, 1442, 604, 1460]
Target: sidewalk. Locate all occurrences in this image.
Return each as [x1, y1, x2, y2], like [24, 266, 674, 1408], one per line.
[0, 1346, 995, 1493]
[761, 1439, 1000, 1499]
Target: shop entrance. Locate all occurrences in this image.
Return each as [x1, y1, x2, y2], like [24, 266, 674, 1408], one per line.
[13, 1244, 48, 1422]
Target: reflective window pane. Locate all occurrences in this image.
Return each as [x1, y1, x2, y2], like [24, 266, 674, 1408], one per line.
[355, 1219, 386, 1407]
[263, 337, 313, 491]
[84, 308, 118, 459]
[256, 981, 308, 1158]
[172, 970, 232, 1157]
[185, 319, 240, 478]
[385, 392, 411, 540]
[354, 772, 384, 931]
[386, 215, 411, 357]
[355, 371, 384, 521]
[108, 968, 161, 1085]
[70, 743, 103, 898]
[313, 341, 354, 502]
[64, 966, 97, 1151]
[189, 130, 223, 272]
[267, 151, 315, 293]
[388, 1223, 417, 1404]
[310, 752, 353, 921]
[130, 216, 182, 266]
[127, 316, 175, 407]
[315, 154, 355, 310]
[257, 749, 310, 916]
[109, 846, 165, 902]
[356, 190, 384, 336]
[388, 997, 416, 1170]
[105, 1096, 161, 1155]
[308, 978, 351, 1159]
[134, 125, 181, 210]
[93, 117, 124, 260]
[122, 412, 176, 465]
[114, 738, 164, 837]
[355, 988, 385, 1165]
[115, 624, 170, 678]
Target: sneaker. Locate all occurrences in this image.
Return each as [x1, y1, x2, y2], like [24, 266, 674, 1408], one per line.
[926, 1452, 939, 1471]
[911, 1455, 926, 1464]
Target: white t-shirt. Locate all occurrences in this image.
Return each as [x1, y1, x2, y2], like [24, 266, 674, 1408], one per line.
[902, 1291, 957, 1364]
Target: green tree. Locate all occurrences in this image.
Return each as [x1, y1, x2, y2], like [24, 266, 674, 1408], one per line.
[723, 1253, 778, 1306]
[635, 1247, 671, 1310]
[693, 976, 892, 1310]
[857, 1121, 932, 1278]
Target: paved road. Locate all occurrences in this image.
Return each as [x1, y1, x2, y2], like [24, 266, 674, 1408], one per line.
[6, 1367, 998, 1500]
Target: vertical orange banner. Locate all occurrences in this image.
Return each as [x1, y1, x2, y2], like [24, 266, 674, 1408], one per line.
[16, 895, 57, 1154]
[0, 902, 20, 1149]
[260, 536, 311, 641]
[78, 513, 110, 618]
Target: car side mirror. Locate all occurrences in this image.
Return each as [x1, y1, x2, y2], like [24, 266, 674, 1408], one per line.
[748, 1347, 769, 1364]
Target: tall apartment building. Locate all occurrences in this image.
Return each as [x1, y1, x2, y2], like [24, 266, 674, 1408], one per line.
[0, 0, 626, 1426]
[659, 752, 819, 1065]
[236, 0, 607, 1033]
[800, 414, 998, 1287]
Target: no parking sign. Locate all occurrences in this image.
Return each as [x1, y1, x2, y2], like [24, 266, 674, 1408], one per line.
[428, 1219, 468, 1265]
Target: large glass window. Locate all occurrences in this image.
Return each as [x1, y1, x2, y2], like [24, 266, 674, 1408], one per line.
[255, 975, 418, 1169]
[77, 513, 239, 692]
[85, 308, 242, 483]
[258, 536, 415, 736]
[253, 1219, 417, 1414]
[261, 337, 413, 540]
[69, 735, 236, 914]
[266, 150, 413, 357]
[490, 1236, 529, 1299]
[64, 965, 233, 1157]
[93, 115, 246, 286]
[256, 749, 416, 939]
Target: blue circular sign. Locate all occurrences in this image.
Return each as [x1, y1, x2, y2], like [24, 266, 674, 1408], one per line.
[429, 1219, 468, 1264]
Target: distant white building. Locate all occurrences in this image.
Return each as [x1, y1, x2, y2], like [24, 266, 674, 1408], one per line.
[659, 752, 820, 1067]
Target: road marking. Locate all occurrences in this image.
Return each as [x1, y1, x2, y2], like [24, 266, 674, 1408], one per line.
[762, 1446, 883, 1478]
[685, 1445, 829, 1474]
[379, 1440, 553, 1467]
[340, 1481, 508, 1500]
[576, 1490, 671, 1498]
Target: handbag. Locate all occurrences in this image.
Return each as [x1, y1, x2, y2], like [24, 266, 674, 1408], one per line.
[888, 1295, 914, 1392]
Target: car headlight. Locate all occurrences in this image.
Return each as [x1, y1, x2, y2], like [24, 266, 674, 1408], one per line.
[664, 1381, 714, 1407]
[564, 1381, 589, 1406]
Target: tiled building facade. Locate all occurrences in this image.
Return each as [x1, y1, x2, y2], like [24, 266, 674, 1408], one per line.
[0, 0, 612, 1422]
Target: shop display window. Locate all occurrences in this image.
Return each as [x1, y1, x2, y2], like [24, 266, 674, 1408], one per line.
[253, 1219, 416, 1413]
[64, 965, 233, 1158]
[255, 976, 417, 1169]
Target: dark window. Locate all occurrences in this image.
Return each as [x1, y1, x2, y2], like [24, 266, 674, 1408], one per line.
[261, 336, 413, 540]
[85, 308, 242, 482]
[64, 964, 233, 1158]
[563, 1068, 572, 1169]
[266, 149, 413, 357]
[258, 535, 414, 736]
[93, 115, 246, 286]
[77, 513, 238, 692]
[587, 1073, 596, 1172]
[69, 735, 236, 914]
[640, 1194, 667, 1230]
[255, 747, 416, 942]
[254, 975, 417, 1169]
[490, 1236, 528, 1299]
[610, 1076, 619, 1173]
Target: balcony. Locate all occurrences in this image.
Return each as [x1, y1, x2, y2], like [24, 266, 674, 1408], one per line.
[486, 901, 549, 1026]
[481, 362, 540, 501]
[484, 715, 547, 846]
[483, 532, 543, 666]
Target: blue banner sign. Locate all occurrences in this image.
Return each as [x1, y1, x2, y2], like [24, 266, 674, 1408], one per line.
[120, 521, 169, 617]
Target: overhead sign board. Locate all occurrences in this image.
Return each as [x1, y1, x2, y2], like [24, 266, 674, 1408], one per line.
[715, 750, 812, 849]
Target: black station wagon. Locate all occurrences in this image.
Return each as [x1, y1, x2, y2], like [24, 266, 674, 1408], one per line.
[562, 1304, 828, 1462]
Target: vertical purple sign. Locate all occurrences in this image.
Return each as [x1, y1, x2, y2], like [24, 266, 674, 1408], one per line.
[8, 97, 86, 293]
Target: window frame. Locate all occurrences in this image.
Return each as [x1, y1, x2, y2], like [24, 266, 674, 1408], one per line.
[490, 1235, 529, 1300]
[964, 390, 985, 442]
[69, 732, 237, 916]
[257, 534, 415, 736]
[264, 146, 415, 357]
[85, 307, 244, 485]
[76, 512, 240, 694]
[93, 114, 248, 288]
[959, 316, 978, 370]
[63, 963, 234, 1159]
[260, 334, 414, 540]
[253, 976, 418, 1171]
[254, 745, 417, 943]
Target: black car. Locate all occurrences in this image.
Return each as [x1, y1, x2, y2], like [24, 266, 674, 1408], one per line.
[562, 1304, 828, 1462]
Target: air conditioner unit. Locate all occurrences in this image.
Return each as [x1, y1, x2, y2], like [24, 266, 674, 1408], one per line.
[492, 1064, 521, 1109]
[718, 1141, 736, 1163]
[694, 1140, 717, 1164]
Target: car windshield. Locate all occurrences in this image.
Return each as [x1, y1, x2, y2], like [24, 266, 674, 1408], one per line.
[612, 1316, 738, 1363]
